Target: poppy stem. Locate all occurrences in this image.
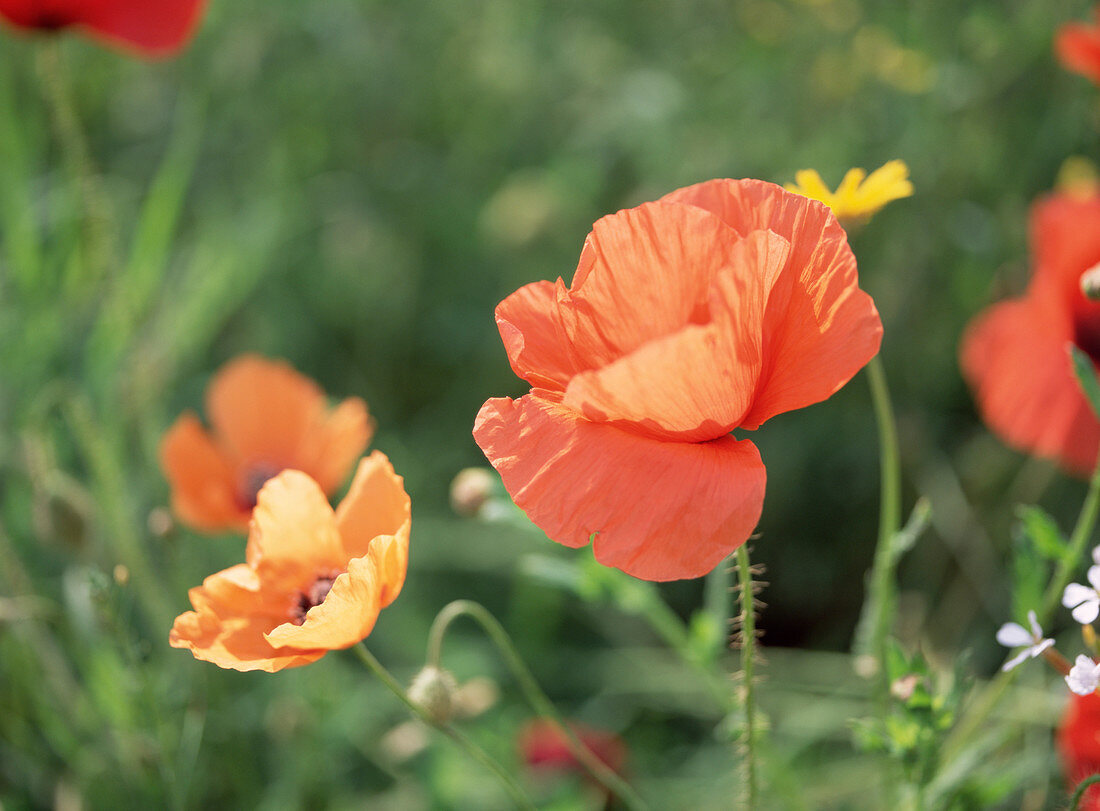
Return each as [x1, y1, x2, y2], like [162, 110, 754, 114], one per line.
[35, 39, 116, 283]
[426, 599, 651, 811]
[351, 643, 537, 811]
[736, 543, 760, 808]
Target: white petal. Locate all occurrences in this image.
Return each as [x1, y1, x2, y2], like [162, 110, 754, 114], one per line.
[1029, 638, 1055, 658]
[1067, 655, 1100, 695]
[1074, 599, 1100, 625]
[1001, 649, 1032, 672]
[1027, 610, 1042, 640]
[995, 622, 1032, 648]
[1092, 545, 1100, 567]
[1089, 566, 1100, 592]
[1064, 583, 1094, 609]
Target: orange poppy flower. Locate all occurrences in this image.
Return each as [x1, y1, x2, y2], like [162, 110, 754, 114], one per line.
[961, 192, 1100, 475]
[169, 452, 411, 672]
[0, 0, 208, 57]
[473, 179, 883, 581]
[160, 354, 373, 534]
[1057, 7, 1100, 85]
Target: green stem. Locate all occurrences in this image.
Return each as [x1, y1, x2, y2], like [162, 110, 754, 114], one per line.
[427, 600, 650, 811]
[865, 355, 902, 715]
[737, 544, 759, 809]
[945, 455, 1100, 763]
[351, 644, 536, 810]
[1072, 774, 1100, 810]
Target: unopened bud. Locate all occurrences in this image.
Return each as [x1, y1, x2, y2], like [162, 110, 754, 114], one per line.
[147, 507, 175, 538]
[449, 468, 495, 517]
[408, 666, 457, 723]
[1083, 263, 1100, 301]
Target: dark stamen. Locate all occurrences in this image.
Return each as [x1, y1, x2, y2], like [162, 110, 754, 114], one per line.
[290, 574, 339, 625]
[237, 464, 282, 511]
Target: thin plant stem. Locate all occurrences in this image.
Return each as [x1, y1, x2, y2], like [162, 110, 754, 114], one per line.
[1072, 775, 1100, 810]
[350, 644, 536, 810]
[737, 544, 759, 809]
[865, 354, 903, 718]
[945, 455, 1100, 762]
[426, 599, 650, 811]
[35, 38, 116, 281]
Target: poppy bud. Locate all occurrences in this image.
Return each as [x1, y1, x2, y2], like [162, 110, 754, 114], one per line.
[408, 666, 457, 724]
[449, 468, 495, 517]
[1082, 263, 1100, 301]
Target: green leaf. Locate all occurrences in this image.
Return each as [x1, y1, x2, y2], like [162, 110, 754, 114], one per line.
[1071, 344, 1100, 421]
[1015, 504, 1069, 561]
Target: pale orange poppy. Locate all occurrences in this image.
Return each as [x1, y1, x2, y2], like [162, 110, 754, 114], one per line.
[160, 355, 373, 533]
[169, 452, 410, 672]
[474, 179, 882, 581]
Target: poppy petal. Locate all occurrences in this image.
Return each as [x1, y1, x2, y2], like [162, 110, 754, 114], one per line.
[159, 412, 248, 532]
[496, 279, 583, 391]
[206, 355, 328, 472]
[561, 230, 788, 441]
[299, 396, 374, 494]
[473, 393, 766, 581]
[334, 451, 412, 607]
[169, 564, 326, 672]
[661, 179, 883, 429]
[961, 296, 1100, 474]
[246, 471, 345, 589]
[1057, 23, 1100, 85]
[264, 555, 384, 650]
[560, 201, 746, 371]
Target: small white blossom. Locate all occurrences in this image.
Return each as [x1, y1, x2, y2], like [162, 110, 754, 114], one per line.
[1067, 654, 1100, 695]
[995, 610, 1055, 671]
[1062, 549, 1100, 625]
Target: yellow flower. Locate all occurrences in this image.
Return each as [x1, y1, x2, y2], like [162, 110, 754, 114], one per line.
[784, 159, 913, 225]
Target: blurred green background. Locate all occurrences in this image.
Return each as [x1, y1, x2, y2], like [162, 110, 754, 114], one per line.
[1, 0, 1098, 807]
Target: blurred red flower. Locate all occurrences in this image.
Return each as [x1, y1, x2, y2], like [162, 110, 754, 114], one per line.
[0, 0, 208, 57]
[1057, 7, 1100, 85]
[519, 718, 626, 779]
[169, 453, 411, 672]
[1060, 691, 1100, 810]
[160, 354, 373, 534]
[961, 192, 1100, 475]
[474, 179, 882, 581]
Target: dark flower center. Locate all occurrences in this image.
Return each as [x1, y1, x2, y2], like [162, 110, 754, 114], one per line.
[237, 464, 283, 511]
[32, 12, 68, 30]
[290, 573, 339, 625]
[1074, 298, 1100, 366]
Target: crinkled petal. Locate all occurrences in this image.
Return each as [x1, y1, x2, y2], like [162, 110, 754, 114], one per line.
[169, 564, 326, 673]
[245, 471, 344, 590]
[473, 393, 766, 581]
[661, 179, 882, 428]
[961, 296, 1099, 475]
[159, 412, 248, 532]
[334, 451, 411, 608]
[1073, 598, 1100, 626]
[561, 231, 786, 441]
[995, 622, 1032, 648]
[495, 279, 584, 391]
[264, 556, 383, 650]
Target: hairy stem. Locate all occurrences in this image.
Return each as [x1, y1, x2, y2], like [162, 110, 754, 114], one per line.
[737, 544, 759, 808]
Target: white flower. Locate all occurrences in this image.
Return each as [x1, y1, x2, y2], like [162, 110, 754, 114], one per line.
[1067, 654, 1100, 695]
[995, 610, 1055, 671]
[1062, 551, 1100, 625]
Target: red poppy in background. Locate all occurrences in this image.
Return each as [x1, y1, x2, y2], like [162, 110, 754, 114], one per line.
[474, 179, 882, 581]
[0, 0, 208, 57]
[169, 453, 411, 672]
[961, 192, 1100, 475]
[519, 718, 627, 779]
[1057, 7, 1100, 85]
[1060, 691, 1100, 810]
[160, 354, 373, 534]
